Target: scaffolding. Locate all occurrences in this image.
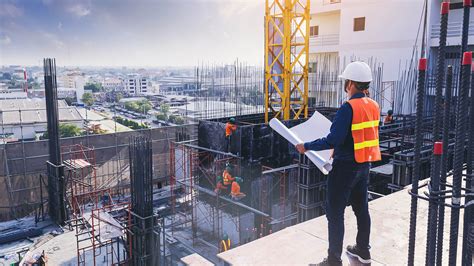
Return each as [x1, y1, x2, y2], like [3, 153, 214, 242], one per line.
[62, 144, 132, 266]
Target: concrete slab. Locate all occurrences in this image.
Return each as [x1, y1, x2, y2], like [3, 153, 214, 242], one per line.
[218, 180, 466, 265]
[181, 253, 215, 266]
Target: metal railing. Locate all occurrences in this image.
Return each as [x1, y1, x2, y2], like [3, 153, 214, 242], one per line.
[431, 21, 474, 38]
[310, 34, 339, 46]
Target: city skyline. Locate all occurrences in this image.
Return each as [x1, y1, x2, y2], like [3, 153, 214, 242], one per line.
[0, 0, 264, 67]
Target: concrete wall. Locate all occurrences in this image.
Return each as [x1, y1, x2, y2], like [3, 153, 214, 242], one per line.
[0, 124, 197, 220]
[337, 0, 424, 82]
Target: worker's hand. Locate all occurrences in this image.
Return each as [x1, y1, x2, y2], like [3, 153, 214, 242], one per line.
[295, 143, 306, 154]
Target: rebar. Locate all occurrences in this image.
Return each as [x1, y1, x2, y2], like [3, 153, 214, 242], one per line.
[436, 65, 453, 265]
[44, 58, 66, 225]
[425, 3, 449, 264]
[461, 1, 474, 261]
[407, 57, 427, 265]
[129, 136, 156, 265]
[448, 51, 472, 265]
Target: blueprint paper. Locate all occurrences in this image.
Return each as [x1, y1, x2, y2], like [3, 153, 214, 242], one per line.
[269, 111, 333, 175]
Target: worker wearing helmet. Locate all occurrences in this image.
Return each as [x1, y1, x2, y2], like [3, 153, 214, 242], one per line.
[384, 109, 394, 125]
[222, 166, 235, 186]
[220, 233, 231, 252]
[296, 61, 381, 265]
[230, 177, 246, 200]
[225, 118, 237, 152]
[214, 175, 228, 194]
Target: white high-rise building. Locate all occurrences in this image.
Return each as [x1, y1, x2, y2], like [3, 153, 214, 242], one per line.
[309, 0, 473, 110]
[126, 75, 148, 95]
[59, 71, 86, 104]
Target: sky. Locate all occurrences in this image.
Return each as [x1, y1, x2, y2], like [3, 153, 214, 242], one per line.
[0, 0, 264, 67]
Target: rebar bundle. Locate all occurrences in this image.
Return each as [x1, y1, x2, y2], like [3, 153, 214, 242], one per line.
[129, 136, 156, 265]
[44, 58, 66, 225]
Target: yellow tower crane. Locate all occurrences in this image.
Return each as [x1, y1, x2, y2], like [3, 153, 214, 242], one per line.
[264, 0, 310, 123]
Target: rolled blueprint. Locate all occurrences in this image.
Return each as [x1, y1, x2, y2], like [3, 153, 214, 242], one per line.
[269, 117, 333, 175]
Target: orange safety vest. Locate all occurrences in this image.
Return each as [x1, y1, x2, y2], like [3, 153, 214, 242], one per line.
[347, 97, 382, 163]
[220, 239, 231, 251]
[384, 115, 393, 124]
[231, 181, 240, 195]
[225, 123, 237, 137]
[223, 170, 234, 185]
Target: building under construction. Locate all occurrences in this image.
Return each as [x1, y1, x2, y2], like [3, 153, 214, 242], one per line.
[1, 0, 474, 265]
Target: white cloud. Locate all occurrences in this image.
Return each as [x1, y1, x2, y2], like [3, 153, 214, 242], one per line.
[0, 34, 11, 45]
[68, 4, 91, 17]
[58, 22, 63, 30]
[0, 3, 23, 18]
[41, 32, 65, 49]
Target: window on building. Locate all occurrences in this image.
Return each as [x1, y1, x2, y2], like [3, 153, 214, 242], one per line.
[310, 26, 319, 36]
[353, 17, 366, 32]
[308, 62, 317, 73]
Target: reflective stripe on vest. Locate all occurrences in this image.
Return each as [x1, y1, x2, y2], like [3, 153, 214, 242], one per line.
[221, 239, 231, 251]
[223, 171, 233, 185]
[351, 120, 379, 131]
[347, 97, 382, 163]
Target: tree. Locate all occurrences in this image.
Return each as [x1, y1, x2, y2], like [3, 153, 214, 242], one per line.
[160, 104, 170, 117]
[124, 99, 152, 114]
[174, 116, 185, 125]
[155, 112, 167, 121]
[42, 123, 83, 139]
[82, 92, 94, 106]
[84, 82, 103, 92]
[115, 92, 123, 103]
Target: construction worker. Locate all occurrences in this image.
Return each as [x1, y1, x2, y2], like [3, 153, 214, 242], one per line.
[296, 61, 381, 265]
[214, 175, 228, 194]
[225, 118, 237, 152]
[220, 233, 231, 252]
[363, 89, 370, 98]
[384, 109, 394, 124]
[222, 166, 235, 186]
[230, 177, 246, 200]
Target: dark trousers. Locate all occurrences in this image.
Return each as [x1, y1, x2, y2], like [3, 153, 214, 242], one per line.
[226, 135, 231, 152]
[326, 160, 371, 258]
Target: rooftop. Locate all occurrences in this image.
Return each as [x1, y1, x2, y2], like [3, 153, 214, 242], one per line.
[218, 178, 466, 265]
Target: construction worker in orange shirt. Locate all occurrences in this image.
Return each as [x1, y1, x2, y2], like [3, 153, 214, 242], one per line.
[220, 233, 231, 252]
[214, 175, 228, 194]
[225, 118, 237, 152]
[230, 177, 246, 200]
[222, 166, 235, 186]
[384, 110, 394, 125]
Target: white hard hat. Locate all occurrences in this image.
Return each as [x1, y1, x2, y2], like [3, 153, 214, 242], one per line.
[339, 61, 373, 82]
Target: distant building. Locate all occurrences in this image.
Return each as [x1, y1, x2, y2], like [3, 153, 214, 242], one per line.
[59, 71, 85, 104]
[158, 76, 197, 96]
[126, 75, 148, 95]
[0, 99, 83, 140]
[102, 78, 124, 91]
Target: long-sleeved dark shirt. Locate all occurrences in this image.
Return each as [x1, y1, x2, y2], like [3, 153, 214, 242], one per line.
[304, 92, 367, 162]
